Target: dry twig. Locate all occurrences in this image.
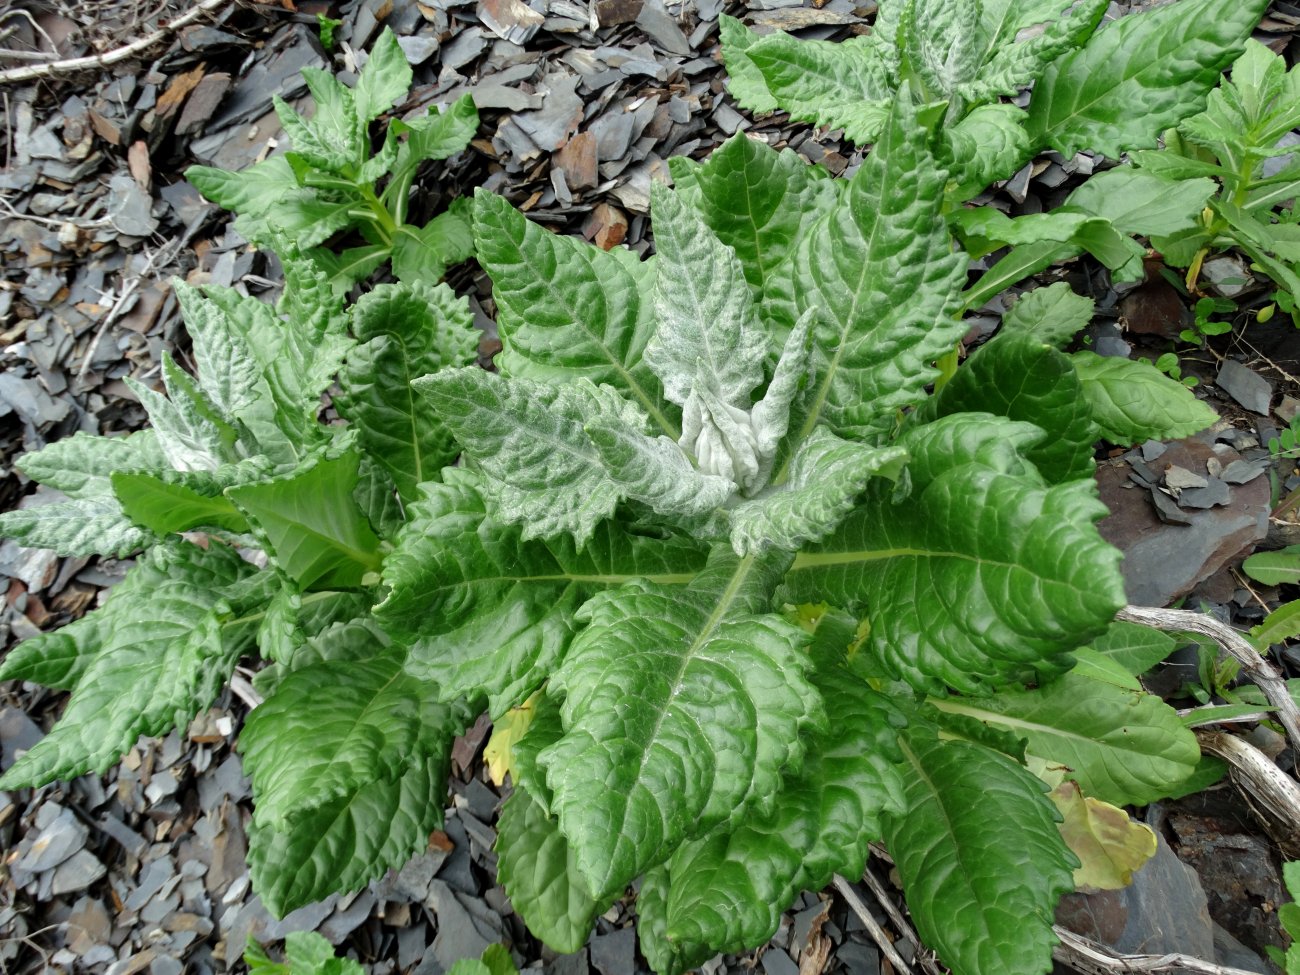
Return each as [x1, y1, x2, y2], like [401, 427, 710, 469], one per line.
[1054, 926, 1271, 975]
[832, 875, 914, 975]
[1196, 728, 1300, 857]
[1116, 604, 1300, 755]
[0, 0, 230, 85]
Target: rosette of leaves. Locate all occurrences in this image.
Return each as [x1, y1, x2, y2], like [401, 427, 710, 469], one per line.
[721, 0, 1267, 303]
[0, 248, 484, 915]
[381, 91, 1208, 975]
[187, 29, 479, 290]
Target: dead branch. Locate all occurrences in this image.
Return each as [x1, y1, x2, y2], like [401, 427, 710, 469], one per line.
[0, 0, 230, 86]
[1053, 926, 1271, 975]
[832, 875, 914, 975]
[1196, 728, 1300, 858]
[1116, 604, 1300, 756]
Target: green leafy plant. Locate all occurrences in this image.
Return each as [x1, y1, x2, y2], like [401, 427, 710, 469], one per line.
[383, 95, 1217, 974]
[187, 29, 479, 290]
[722, 0, 1267, 306]
[1154, 351, 1198, 388]
[246, 931, 363, 975]
[0, 251, 482, 914]
[0, 16, 1247, 975]
[1180, 295, 1236, 346]
[1122, 39, 1300, 305]
[1265, 861, 1300, 973]
[316, 14, 344, 52]
[1270, 413, 1300, 460]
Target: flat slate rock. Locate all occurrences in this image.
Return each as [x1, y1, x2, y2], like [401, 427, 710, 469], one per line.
[1217, 359, 1274, 415]
[590, 927, 636, 975]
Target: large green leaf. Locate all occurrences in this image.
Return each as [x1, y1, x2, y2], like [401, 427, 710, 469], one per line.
[646, 185, 767, 411]
[0, 542, 254, 789]
[584, 422, 735, 518]
[743, 33, 892, 144]
[248, 754, 450, 917]
[112, 469, 250, 536]
[668, 133, 835, 337]
[638, 665, 906, 975]
[539, 551, 822, 899]
[387, 94, 479, 217]
[496, 786, 609, 954]
[378, 470, 706, 718]
[227, 449, 382, 590]
[930, 672, 1199, 807]
[472, 190, 673, 436]
[186, 157, 357, 251]
[784, 413, 1124, 695]
[885, 735, 1076, 975]
[718, 15, 779, 114]
[789, 93, 967, 442]
[1084, 620, 1176, 676]
[926, 332, 1099, 483]
[16, 430, 165, 498]
[413, 368, 644, 544]
[274, 68, 362, 173]
[125, 354, 235, 473]
[943, 104, 1033, 199]
[176, 282, 275, 429]
[998, 282, 1094, 350]
[336, 281, 478, 501]
[240, 622, 456, 827]
[959, 0, 1108, 103]
[1064, 169, 1218, 238]
[0, 495, 151, 558]
[1070, 352, 1218, 444]
[0, 607, 104, 691]
[903, 0, 980, 96]
[353, 28, 412, 123]
[950, 207, 1144, 282]
[1026, 0, 1269, 158]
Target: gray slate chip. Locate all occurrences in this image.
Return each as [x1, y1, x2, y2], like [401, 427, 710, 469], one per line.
[1217, 359, 1273, 415]
[436, 817, 478, 895]
[547, 948, 590, 975]
[125, 858, 175, 910]
[636, 0, 691, 54]
[513, 73, 584, 151]
[1178, 479, 1231, 509]
[837, 941, 881, 975]
[590, 927, 636, 975]
[428, 879, 506, 970]
[760, 947, 799, 975]
[1150, 488, 1194, 526]
[49, 849, 107, 895]
[1164, 465, 1208, 491]
[17, 804, 86, 873]
[0, 371, 71, 426]
[1220, 459, 1266, 484]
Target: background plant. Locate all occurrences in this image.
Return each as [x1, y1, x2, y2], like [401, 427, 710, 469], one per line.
[722, 0, 1268, 309]
[187, 28, 479, 290]
[0, 246, 482, 914]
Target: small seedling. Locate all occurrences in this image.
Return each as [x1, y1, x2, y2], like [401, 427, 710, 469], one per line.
[187, 29, 479, 290]
[1156, 351, 1199, 387]
[1180, 296, 1236, 346]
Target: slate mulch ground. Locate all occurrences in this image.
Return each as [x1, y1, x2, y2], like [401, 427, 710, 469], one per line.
[0, 0, 1298, 972]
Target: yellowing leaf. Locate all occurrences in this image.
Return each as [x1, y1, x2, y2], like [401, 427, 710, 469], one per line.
[1051, 781, 1156, 891]
[485, 693, 540, 787]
